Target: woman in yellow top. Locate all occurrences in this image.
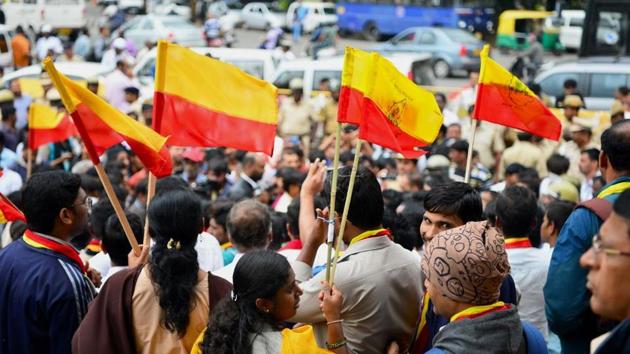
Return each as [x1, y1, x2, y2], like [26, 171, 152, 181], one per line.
[193, 250, 348, 354]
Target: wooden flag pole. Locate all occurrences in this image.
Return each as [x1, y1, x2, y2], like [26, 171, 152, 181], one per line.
[142, 172, 156, 247]
[43, 57, 140, 256]
[463, 118, 479, 184]
[26, 149, 33, 180]
[325, 123, 342, 283]
[94, 163, 141, 255]
[329, 139, 363, 287]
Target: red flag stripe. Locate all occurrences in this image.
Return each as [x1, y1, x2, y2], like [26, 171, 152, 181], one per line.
[28, 115, 77, 150]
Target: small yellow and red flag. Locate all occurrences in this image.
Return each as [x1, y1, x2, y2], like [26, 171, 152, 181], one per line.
[473, 45, 561, 141]
[338, 47, 443, 158]
[153, 41, 278, 155]
[0, 193, 26, 224]
[27, 103, 78, 150]
[43, 58, 173, 178]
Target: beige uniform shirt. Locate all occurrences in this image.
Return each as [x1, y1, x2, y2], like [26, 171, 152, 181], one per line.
[291, 236, 423, 354]
[498, 140, 547, 179]
[557, 140, 600, 181]
[279, 97, 314, 137]
[132, 268, 210, 354]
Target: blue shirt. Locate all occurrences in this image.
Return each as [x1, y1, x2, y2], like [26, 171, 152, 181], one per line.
[13, 94, 32, 130]
[545, 176, 630, 354]
[73, 34, 92, 59]
[0, 148, 18, 170]
[0, 238, 95, 354]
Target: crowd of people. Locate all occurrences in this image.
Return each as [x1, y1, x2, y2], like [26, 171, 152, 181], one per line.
[0, 14, 630, 354]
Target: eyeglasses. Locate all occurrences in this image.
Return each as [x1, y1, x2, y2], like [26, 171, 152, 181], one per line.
[591, 234, 630, 258]
[68, 197, 93, 210]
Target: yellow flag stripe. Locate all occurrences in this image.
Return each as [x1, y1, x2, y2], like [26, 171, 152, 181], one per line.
[155, 41, 278, 125]
[28, 103, 64, 130]
[478, 45, 536, 97]
[43, 58, 168, 152]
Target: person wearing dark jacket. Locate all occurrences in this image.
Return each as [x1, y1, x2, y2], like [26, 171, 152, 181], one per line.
[580, 190, 630, 354]
[0, 171, 96, 354]
[228, 152, 266, 201]
[72, 189, 232, 354]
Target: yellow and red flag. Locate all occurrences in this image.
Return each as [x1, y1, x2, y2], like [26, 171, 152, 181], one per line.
[0, 193, 26, 224]
[27, 102, 78, 150]
[153, 41, 278, 155]
[473, 45, 561, 141]
[43, 58, 172, 178]
[338, 47, 443, 158]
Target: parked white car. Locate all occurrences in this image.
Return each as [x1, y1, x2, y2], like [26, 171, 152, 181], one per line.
[240, 2, 284, 31]
[545, 10, 621, 52]
[151, 0, 191, 18]
[272, 52, 432, 97]
[2, 0, 87, 30]
[286, 2, 337, 33]
[111, 15, 205, 50]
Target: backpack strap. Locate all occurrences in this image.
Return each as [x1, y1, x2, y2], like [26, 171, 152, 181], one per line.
[576, 198, 613, 221]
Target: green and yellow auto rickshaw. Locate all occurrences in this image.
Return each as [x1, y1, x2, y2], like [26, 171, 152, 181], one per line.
[496, 10, 560, 52]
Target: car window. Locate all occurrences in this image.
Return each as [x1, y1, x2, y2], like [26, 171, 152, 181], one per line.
[227, 2, 242, 10]
[323, 6, 336, 15]
[393, 29, 417, 44]
[539, 72, 580, 98]
[273, 71, 304, 89]
[419, 32, 436, 45]
[227, 60, 265, 79]
[312, 70, 341, 90]
[161, 17, 194, 28]
[568, 17, 584, 27]
[441, 28, 479, 44]
[589, 73, 628, 98]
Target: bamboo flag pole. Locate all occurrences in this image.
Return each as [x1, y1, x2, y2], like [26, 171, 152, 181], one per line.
[43, 58, 141, 256]
[325, 123, 342, 283]
[142, 172, 156, 246]
[463, 118, 478, 184]
[329, 139, 363, 287]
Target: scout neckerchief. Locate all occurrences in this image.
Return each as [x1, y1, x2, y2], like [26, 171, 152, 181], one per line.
[349, 228, 392, 246]
[504, 237, 532, 249]
[450, 301, 510, 322]
[23, 229, 87, 273]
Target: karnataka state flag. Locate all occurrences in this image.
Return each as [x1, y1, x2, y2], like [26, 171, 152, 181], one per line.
[43, 59, 172, 178]
[338, 47, 443, 158]
[28, 103, 78, 150]
[0, 193, 26, 224]
[473, 45, 561, 141]
[153, 41, 278, 155]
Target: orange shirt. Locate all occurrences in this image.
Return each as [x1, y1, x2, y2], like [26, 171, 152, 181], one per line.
[11, 34, 30, 68]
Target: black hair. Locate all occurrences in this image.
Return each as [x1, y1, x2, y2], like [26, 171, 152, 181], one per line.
[618, 86, 629, 96]
[613, 190, 630, 237]
[281, 169, 306, 194]
[90, 198, 115, 240]
[269, 212, 289, 250]
[156, 176, 190, 196]
[563, 79, 578, 89]
[148, 189, 202, 337]
[450, 140, 469, 152]
[1, 106, 16, 121]
[22, 171, 81, 234]
[485, 201, 497, 226]
[323, 165, 384, 229]
[208, 157, 229, 175]
[211, 200, 234, 230]
[398, 199, 425, 250]
[286, 196, 325, 237]
[581, 148, 600, 162]
[226, 200, 271, 249]
[517, 168, 541, 196]
[528, 82, 542, 96]
[505, 163, 526, 176]
[545, 200, 574, 233]
[601, 120, 630, 172]
[309, 149, 326, 163]
[516, 132, 533, 141]
[241, 153, 257, 168]
[339, 150, 355, 165]
[546, 154, 570, 175]
[202, 250, 291, 354]
[80, 174, 103, 195]
[282, 145, 304, 160]
[496, 186, 537, 238]
[423, 182, 482, 223]
[434, 92, 447, 102]
[102, 212, 143, 266]
[382, 189, 404, 212]
[135, 178, 149, 196]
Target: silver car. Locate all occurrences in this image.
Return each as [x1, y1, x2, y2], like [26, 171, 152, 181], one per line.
[112, 14, 205, 49]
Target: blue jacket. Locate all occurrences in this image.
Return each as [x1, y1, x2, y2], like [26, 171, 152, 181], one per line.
[0, 238, 95, 354]
[544, 176, 630, 354]
[594, 319, 630, 354]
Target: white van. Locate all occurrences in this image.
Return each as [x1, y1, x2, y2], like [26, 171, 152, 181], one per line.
[272, 52, 432, 97]
[2, 0, 87, 31]
[286, 2, 337, 33]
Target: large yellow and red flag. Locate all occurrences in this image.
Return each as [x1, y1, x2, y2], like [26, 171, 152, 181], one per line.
[473, 45, 561, 141]
[27, 103, 78, 150]
[43, 59, 172, 178]
[338, 47, 443, 158]
[153, 41, 278, 155]
[0, 193, 26, 224]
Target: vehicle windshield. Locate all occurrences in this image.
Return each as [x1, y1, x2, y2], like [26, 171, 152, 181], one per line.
[323, 6, 336, 15]
[441, 28, 479, 44]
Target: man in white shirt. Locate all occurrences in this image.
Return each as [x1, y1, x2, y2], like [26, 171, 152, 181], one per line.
[496, 185, 551, 339]
[579, 148, 600, 201]
[35, 25, 63, 61]
[104, 58, 139, 111]
[100, 37, 132, 70]
[213, 200, 271, 283]
[0, 167, 22, 196]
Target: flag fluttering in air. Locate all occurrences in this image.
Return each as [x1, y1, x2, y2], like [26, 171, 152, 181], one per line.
[0, 193, 26, 224]
[27, 103, 77, 150]
[473, 45, 561, 141]
[43, 58, 173, 178]
[338, 47, 443, 158]
[153, 41, 278, 155]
